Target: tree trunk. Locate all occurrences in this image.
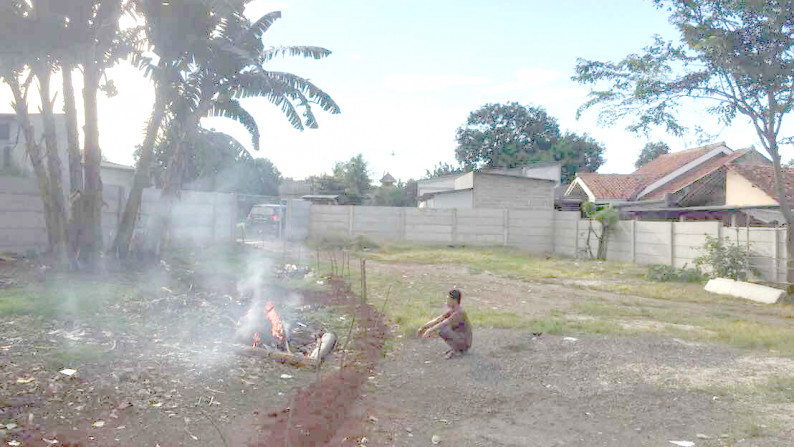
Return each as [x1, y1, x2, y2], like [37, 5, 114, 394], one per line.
[81, 60, 104, 268]
[7, 75, 57, 253]
[155, 98, 212, 253]
[765, 135, 794, 292]
[111, 87, 167, 258]
[36, 67, 70, 265]
[62, 63, 84, 258]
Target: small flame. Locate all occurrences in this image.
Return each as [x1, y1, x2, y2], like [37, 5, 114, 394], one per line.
[252, 331, 261, 347]
[265, 301, 285, 340]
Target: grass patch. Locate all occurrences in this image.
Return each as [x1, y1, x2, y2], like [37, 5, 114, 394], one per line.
[763, 374, 794, 402]
[0, 278, 140, 319]
[366, 245, 646, 281]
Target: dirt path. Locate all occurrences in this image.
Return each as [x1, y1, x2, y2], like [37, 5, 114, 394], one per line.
[358, 261, 794, 446]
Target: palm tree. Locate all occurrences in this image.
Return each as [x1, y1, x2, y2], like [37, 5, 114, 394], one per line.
[113, 3, 339, 256]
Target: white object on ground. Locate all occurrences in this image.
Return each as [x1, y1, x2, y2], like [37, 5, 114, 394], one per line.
[704, 278, 785, 304]
[59, 369, 77, 376]
[669, 441, 694, 447]
[309, 332, 337, 362]
[431, 434, 441, 444]
[563, 337, 578, 342]
[280, 374, 293, 379]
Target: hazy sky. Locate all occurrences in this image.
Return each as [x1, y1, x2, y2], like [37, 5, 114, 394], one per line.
[3, 0, 791, 182]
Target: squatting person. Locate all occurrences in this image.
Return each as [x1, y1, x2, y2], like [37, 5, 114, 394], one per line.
[417, 289, 472, 358]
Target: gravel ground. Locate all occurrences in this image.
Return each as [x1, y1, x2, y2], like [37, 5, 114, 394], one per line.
[363, 329, 794, 447]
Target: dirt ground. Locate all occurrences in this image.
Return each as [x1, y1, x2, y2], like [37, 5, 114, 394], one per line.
[359, 261, 794, 447]
[3, 252, 794, 446]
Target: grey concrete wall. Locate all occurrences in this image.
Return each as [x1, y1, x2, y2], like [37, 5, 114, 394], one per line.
[0, 176, 236, 254]
[0, 177, 47, 254]
[472, 174, 554, 210]
[307, 203, 787, 284]
[285, 199, 311, 241]
[309, 205, 556, 252]
[428, 190, 473, 209]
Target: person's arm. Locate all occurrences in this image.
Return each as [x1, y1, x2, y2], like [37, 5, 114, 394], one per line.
[424, 310, 459, 336]
[417, 313, 448, 336]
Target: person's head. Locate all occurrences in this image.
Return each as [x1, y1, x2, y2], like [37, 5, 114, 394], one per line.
[447, 289, 461, 307]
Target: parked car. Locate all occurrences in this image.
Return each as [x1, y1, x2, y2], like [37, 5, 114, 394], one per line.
[246, 204, 285, 238]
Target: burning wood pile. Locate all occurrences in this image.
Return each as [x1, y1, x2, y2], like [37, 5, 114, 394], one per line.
[239, 300, 336, 367]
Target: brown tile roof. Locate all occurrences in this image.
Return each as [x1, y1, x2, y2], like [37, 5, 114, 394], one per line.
[572, 142, 731, 201]
[633, 143, 722, 181]
[643, 149, 752, 200]
[576, 173, 648, 199]
[730, 163, 794, 204]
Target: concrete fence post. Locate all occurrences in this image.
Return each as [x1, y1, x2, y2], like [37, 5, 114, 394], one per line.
[503, 209, 509, 246]
[452, 209, 458, 244]
[669, 221, 675, 266]
[631, 220, 636, 263]
[574, 219, 579, 257]
[347, 206, 354, 237]
[400, 207, 407, 241]
[773, 227, 780, 284]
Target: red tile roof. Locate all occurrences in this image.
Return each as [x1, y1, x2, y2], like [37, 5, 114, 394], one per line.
[633, 143, 720, 181]
[730, 163, 794, 204]
[643, 149, 752, 200]
[576, 173, 648, 199]
[572, 142, 731, 201]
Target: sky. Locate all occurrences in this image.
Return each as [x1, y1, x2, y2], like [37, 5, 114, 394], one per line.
[3, 0, 792, 183]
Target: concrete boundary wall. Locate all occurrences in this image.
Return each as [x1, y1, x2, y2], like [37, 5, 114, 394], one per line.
[309, 205, 562, 253]
[307, 204, 786, 284]
[0, 176, 236, 254]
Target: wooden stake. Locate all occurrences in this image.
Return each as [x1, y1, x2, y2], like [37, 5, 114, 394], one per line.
[339, 314, 356, 369]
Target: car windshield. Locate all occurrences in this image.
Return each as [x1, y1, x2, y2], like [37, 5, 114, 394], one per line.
[251, 207, 276, 216]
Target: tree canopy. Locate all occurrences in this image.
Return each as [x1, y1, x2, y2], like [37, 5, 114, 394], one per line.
[573, 0, 794, 286]
[454, 102, 605, 182]
[146, 130, 281, 195]
[635, 141, 671, 168]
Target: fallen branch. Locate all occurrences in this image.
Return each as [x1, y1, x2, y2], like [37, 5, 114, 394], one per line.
[236, 346, 316, 368]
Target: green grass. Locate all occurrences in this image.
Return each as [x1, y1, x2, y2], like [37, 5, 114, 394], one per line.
[0, 278, 141, 319]
[367, 245, 647, 281]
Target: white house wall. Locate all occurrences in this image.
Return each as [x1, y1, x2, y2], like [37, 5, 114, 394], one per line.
[431, 190, 473, 209]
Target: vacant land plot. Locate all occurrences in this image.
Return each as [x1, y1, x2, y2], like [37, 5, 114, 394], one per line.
[2, 244, 794, 446]
[336, 246, 794, 446]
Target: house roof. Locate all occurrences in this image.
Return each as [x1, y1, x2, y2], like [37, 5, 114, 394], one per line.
[574, 173, 648, 200]
[643, 149, 753, 200]
[101, 160, 135, 171]
[380, 172, 396, 184]
[633, 143, 720, 179]
[568, 142, 732, 201]
[730, 163, 794, 204]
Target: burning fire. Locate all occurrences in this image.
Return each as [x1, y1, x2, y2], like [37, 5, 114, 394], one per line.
[265, 301, 285, 340]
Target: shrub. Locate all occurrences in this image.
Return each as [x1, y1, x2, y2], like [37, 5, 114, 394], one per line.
[694, 235, 751, 280]
[646, 264, 706, 282]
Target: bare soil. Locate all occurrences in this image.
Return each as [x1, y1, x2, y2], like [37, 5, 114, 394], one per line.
[3, 254, 794, 446]
[359, 261, 794, 447]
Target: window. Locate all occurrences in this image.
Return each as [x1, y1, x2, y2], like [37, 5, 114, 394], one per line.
[0, 123, 9, 140]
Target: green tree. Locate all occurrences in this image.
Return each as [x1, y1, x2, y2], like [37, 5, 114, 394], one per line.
[635, 141, 671, 168]
[146, 129, 281, 195]
[454, 102, 605, 182]
[372, 180, 417, 207]
[424, 162, 466, 179]
[332, 154, 371, 204]
[113, 4, 338, 256]
[573, 0, 794, 287]
[0, 0, 132, 267]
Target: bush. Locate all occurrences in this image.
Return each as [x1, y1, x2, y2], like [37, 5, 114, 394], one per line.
[694, 235, 751, 280]
[646, 264, 706, 282]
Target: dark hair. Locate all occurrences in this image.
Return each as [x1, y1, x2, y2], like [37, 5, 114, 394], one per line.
[448, 289, 461, 303]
